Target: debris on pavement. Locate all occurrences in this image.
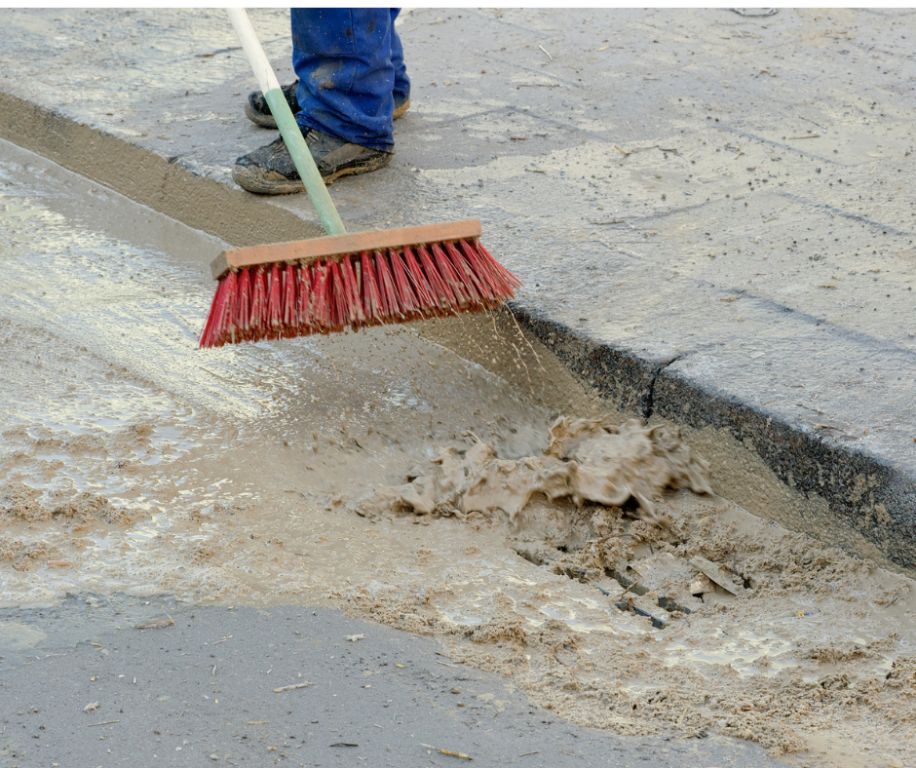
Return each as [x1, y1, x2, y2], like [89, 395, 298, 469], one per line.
[134, 616, 176, 630]
[272, 681, 312, 693]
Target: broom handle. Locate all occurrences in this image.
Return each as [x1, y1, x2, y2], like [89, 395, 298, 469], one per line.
[227, 8, 347, 237]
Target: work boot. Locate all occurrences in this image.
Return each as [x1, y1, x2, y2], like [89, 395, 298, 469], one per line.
[392, 95, 411, 120]
[244, 81, 411, 128]
[244, 81, 300, 128]
[232, 128, 392, 194]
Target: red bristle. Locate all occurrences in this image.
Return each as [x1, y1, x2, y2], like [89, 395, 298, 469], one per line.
[198, 274, 223, 348]
[249, 267, 268, 336]
[200, 269, 237, 348]
[311, 263, 332, 331]
[221, 270, 239, 343]
[280, 264, 299, 339]
[401, 247, 436, 310]
[455, 238, 497, 291]
[474, 240, 521, 295]
[430, 242, 470, 307]
[388, 248, 420, 317]
[267, 263, 283, 333]
[360, 251, 383, 321]
[340, 255, 366, 326]
[235, 267, 252, 333]
[296, 264, 313, 334]
[328, 261, 348, 331]
[282, 264, 297, 329]
[414, 244, 455, 310]
[400, 246, 437, 308]
[443, 241, 486, 304]
[374, 250, 399, 318]
[458, 239, 513, 302]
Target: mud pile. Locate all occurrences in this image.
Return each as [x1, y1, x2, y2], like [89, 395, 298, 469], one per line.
[0, 483, 129, 572]
[356, 416, 710, 521]
[1, 482, 127, 527]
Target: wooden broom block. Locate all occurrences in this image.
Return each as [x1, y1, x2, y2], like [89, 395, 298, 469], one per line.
[211, 219, 482, 279]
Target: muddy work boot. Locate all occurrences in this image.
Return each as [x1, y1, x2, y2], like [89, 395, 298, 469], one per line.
[244, 81, 300, 128]
[244, 82, 411, 128]
[392, 95, 411, 120]
[232, 128, 392, 194]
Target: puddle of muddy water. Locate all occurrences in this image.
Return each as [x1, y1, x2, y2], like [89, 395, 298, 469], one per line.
[0, 139, 913, 768]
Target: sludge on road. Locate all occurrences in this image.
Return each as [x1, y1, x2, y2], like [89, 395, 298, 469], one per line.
[0, 139, 913, 768]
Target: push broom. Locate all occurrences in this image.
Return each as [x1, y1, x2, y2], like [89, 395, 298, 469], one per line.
[199, 9, 520, 348]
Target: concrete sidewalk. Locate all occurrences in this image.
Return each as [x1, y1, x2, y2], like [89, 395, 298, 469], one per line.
[0, 7, 912, 566]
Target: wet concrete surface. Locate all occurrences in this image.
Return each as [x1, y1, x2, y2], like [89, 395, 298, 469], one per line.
[0, 594, 788, 768]
[0, 8, 912, 565]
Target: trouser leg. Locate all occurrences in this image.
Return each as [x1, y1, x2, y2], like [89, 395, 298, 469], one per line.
[389, 9, 410, 102]
[291, 8, 395, 151]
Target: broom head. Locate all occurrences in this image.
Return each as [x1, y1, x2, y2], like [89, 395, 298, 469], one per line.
[199, 219, 519, 348]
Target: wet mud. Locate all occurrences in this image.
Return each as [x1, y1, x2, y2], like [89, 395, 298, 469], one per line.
[353, 417, 710, 521]
[1, 142, 913, 768]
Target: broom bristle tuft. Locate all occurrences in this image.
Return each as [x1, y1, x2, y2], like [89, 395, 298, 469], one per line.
[250, 268, 268, 336]
[267, 263, 283, 333]
[360, 251, 382, 321]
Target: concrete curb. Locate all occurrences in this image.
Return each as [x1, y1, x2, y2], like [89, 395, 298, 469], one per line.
[0, 91, 321, 248]
[3, 92, 912, 570]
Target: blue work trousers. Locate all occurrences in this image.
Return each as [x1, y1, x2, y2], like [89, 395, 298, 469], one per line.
[291, 8, 409, 152]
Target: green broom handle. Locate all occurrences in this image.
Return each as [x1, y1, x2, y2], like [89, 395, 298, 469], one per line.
[227, 8, 347, 237]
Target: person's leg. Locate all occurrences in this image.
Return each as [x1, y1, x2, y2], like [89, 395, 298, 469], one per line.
[243, 8, 410, 130]
[292, 8, 395, 152]
[233, 8, 402, 194]
[389, 8, 411, 110]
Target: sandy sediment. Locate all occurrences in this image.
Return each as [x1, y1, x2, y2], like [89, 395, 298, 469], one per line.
[2, 396, 913, 767]
[1, 482, 128, 526]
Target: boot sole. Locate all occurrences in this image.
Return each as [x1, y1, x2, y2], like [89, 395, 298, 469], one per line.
[245, 98, 411, 129]
[232, 152, 393, 195]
